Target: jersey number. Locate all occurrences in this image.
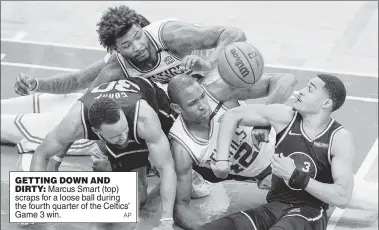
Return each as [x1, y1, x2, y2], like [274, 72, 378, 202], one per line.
[230, 142, 259, 174]
[91, 80, 139, 94]
[302, 161, 311, 172]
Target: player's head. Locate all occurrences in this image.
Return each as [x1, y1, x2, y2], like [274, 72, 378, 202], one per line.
[293, 74, 346, 114]
[88, 97, 129, 148]
[168, 74, 211, 123]
[97, 5, 153, 63]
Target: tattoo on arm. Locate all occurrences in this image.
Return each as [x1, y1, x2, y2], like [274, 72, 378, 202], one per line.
[37, 59, 106, 94]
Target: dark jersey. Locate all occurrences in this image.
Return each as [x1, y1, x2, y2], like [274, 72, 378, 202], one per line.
[267, 111, 343, 209]
[78, 77, 174, 171]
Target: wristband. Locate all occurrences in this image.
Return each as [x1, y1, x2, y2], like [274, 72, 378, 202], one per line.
[52, 156, 63, 163]
[160, 217, 174, 222]
[289, 168, 310, 190]
[30, 79, 39, 92]
[253, 125, 271, 130]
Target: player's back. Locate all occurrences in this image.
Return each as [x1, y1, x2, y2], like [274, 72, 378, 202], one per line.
[78, 77, 169, 171]
[268, 111, 342, 208]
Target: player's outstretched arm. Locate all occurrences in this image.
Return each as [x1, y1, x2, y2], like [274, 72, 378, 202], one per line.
[86, 59, 126, 92]
[30, 101, 85, 171]
[162, 21, 246, 70]
[305, 129, 354, 208]
[30, 59, 106, 94]
[137, 100, 177, 227]
[209, 73, 298, 103]
[213, 104, 293, 178]
[170, 139, 206, 230]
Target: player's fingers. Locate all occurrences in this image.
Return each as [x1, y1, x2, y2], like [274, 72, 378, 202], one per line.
[185, 57, 194, 70]
[15, 85, 29, 96]
[19, 73, 31, 88]
[252, 135, 260, 151]
[15, 78, 31, 92]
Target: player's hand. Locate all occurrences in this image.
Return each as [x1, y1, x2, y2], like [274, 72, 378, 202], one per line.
[91, 151, 112, 172]
[152, 219, 175, 230]
[15, 73, 38, 96]
[251, 128, 270, 151]
[181, 55, 212, 72]
[211, 160, 231, 179]
[270, 153, 296, 181]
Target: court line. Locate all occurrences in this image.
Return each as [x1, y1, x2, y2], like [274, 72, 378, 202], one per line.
[1, 61, 378, 103]
[1, 38, 377, 78]
[11, 32, 27, 41]
[1, 61, 79, 72]
[292, 91, 378, 103]
[326, 138, 378, 230]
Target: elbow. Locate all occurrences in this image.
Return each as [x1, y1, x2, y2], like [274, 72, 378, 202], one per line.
[281, 73, 298, 88]
[234, 27, 247, 42]
[333, 188, 353, 209]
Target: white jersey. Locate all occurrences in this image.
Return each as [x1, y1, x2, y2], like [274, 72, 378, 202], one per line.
[169, 86, 276, 178]
[114, 18, 214, 91]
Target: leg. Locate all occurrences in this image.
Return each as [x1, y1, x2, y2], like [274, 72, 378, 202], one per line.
[196, 202, 283, 230]
[271, 205, 328, 230]
[1, 93, 82, 114]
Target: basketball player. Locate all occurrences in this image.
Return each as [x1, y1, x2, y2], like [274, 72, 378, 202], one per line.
[167, 72, 298, 229]
[3, 4, 247, 149]
[204, 74, 353, 230]
[3, 5, 246, 198]
[30, 77, 176, 230]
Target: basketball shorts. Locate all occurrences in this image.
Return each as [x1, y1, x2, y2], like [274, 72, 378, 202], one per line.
[197, 201, 327, 230]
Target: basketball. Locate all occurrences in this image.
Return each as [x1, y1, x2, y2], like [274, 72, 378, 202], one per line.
[217, 42, 264, 88]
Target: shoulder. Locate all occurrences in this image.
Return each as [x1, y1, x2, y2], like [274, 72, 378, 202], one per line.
[136, 99, 161, 139]
[170, 137, 193, 170]
[331, 127, 354, 155]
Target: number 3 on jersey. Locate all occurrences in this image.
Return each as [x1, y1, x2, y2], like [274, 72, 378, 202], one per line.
[91, 80, 140, 94]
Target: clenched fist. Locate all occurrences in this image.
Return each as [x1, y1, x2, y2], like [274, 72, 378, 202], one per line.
[15, 73, 38, 95]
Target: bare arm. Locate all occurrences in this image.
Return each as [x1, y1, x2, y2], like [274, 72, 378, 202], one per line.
[86, 59, 126, 92]
[162, 21, 246, 69]
[209, 73, 297, 103]
[170, 139, 205, 230]
[216, 104, 294, 162]
[30, 101, 85, 171]
[35, 59, 106, 94]
[305, 129, 355, 208]
[137, 100, 177, 221]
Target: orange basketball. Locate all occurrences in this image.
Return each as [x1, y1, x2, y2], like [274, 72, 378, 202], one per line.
[217, 42, 264, 88]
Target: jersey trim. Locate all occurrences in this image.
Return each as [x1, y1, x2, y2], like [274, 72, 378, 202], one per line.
[179, 116, 213, 145]
[327, 126, 343, 164]
[116, 53, 131, 79]
[105, 141, 148, 159]
[169, 132, 200, 165]
[202, 85, 229, 111]
[275, 111, 298, 148]
[80, 102, 89, 140]
[124, 31, 162, 73]
[134, 100, 141, 144]
[300, 118, 335, 142]
[239, 211, 258, 230]
[157, 20, 183, 61]
[282, 208, 324, 222]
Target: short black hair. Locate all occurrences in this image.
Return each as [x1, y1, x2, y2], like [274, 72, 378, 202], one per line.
[317, 74, 346, 112]
[88, 97, 122, 130]
[96, 5, 151, 50]
[167, 74, 197, 104]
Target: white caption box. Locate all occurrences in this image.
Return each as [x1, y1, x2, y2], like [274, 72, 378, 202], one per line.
[9, 171, 137, 223]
